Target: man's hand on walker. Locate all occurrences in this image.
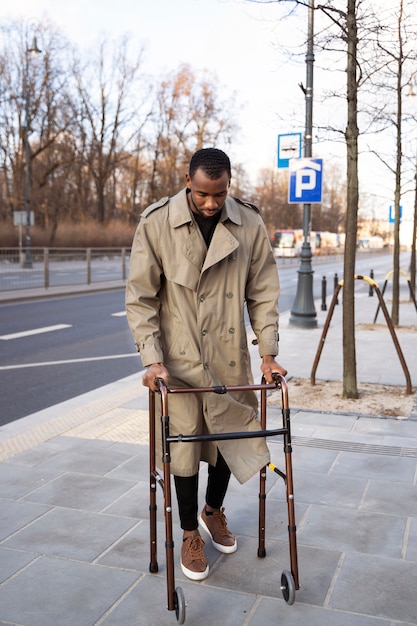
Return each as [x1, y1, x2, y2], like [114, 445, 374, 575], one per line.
[142, 362, 170, 391]
[260, 356, 287, 383]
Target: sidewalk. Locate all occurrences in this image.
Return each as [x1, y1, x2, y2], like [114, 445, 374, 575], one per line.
[0, 287, 416, 625]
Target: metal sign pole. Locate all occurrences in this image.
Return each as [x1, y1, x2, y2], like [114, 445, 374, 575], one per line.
[289, 0, 317, 328]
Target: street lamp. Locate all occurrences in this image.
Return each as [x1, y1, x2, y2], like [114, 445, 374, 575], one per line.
[289, 0, 317, 328]
[23, 34, 42, 269]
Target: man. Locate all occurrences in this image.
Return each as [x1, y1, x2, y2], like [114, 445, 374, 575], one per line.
[126, 148, 286, 581]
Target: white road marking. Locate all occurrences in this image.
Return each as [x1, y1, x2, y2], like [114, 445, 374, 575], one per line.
[0, 324, 72, 341]
[0, 353, 138, 371]
[112, 311, 126, 317]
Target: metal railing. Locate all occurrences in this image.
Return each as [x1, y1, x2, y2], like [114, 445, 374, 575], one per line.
[0, 248, 129, 292]
[0, 246, 385, 293]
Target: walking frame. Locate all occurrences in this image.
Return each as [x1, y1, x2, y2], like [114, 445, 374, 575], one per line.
[148, 373, 300, 624]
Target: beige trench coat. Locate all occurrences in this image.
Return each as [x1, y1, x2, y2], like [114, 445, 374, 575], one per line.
[126, 188, 280, 483]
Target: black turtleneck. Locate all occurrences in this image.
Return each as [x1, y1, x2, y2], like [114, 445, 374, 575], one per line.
[193, 211, 221, 247]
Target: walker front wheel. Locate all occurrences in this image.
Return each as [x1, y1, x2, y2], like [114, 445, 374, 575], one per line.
[280, 570, 295, 605]
[174, 586, 186, 624]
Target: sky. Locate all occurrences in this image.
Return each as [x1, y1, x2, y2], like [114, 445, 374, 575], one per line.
[0, 0, 413, 221]
[1, 0, 308, 178]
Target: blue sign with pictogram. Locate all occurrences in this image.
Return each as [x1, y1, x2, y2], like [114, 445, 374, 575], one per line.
[277, 133, 302, 169]
[389, 205, 402, 223]
[288, 158, 323, 204]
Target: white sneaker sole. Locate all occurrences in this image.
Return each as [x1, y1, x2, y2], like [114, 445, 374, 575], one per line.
[199, 515, 238, 554]
[180, 561, 209, 581]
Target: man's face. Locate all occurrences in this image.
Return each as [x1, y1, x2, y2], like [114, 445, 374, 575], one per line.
[186, 168, 230, 219]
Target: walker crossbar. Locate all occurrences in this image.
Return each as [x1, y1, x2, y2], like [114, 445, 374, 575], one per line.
[167, 427, 289, 444]
[148, 373, 299, 624]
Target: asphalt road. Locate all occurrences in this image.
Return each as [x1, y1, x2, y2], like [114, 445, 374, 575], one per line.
[0, 252, 398, 425]
[0, 290, 139, 425]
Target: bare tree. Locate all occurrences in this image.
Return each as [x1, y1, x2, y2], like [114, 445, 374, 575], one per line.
[0, 19, 76, 242]
[365, 0, 417, 325]
[0, 19, 243, 240]
[145, 64, 239, 205]
[73, 35, 146, 223]
[253, 167, 302, 234]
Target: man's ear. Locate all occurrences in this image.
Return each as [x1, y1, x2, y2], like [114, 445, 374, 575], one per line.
[185, 173, 191, 188]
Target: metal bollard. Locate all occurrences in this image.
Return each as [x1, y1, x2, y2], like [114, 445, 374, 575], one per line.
[369, 269, 374, 296]
[334, 273, 339, 305]
[321, 276, 327, 311]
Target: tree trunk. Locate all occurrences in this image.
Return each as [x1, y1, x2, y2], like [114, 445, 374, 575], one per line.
[391, 3, 405, 327]
[342, 0, 359, 399]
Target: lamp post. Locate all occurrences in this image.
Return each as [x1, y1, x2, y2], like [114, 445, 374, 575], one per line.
[406, 76, 417, 297]
[289, 0, 317, 328]
[23, 35, 42, 269]
[412, 161, 416, 296]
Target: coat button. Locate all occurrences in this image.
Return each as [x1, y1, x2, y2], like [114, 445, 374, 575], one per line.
[226, 292, 233, 298]
[228, 327, 235, 334]
[201, 330, 207, 336]
[229, 360, 236, 367]
[199, 295, 205, 302]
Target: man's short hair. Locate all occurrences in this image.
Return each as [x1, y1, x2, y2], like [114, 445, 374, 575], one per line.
[189, 148, 231, 180]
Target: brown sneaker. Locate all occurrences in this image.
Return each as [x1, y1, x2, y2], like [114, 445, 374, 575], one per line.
[199, 507, 237, 554]
[181, 533, 209, 581]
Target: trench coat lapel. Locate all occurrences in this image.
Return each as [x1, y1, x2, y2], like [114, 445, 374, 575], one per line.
[202, 223, 239, 272]
[201, 197, 241, 272]
[168, 190, 240, 277]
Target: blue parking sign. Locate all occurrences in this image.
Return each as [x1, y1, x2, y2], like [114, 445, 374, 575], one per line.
[288, 158, 323, 204]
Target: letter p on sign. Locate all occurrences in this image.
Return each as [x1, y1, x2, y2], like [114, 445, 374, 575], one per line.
[288, 158, 323, 204]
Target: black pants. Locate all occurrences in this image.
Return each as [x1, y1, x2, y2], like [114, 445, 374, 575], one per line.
[174, 450, 231, 531]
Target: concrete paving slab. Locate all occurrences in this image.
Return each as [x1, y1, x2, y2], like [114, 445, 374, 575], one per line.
[0, 556, 139, 626]
[0, 462, 62, 498]
[362, 480, 417, 517]
[330, 451, 417, 483]
[35, 437, 134, 475]
[3, 507, 139, 562]
[0, 499, 51, 541]
[22, 472, 136, 512]
[297, 505, 407, 559]
[100, 574, 257, 626]
[0, 279, 416, 624]
[0, 547, 37, 584]
[288, 470, 368, 509]
[248, 597, 392, 626]
[328, 552, 417, 623]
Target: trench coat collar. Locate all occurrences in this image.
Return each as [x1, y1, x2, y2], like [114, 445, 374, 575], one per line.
[169, 188, 243, 228]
